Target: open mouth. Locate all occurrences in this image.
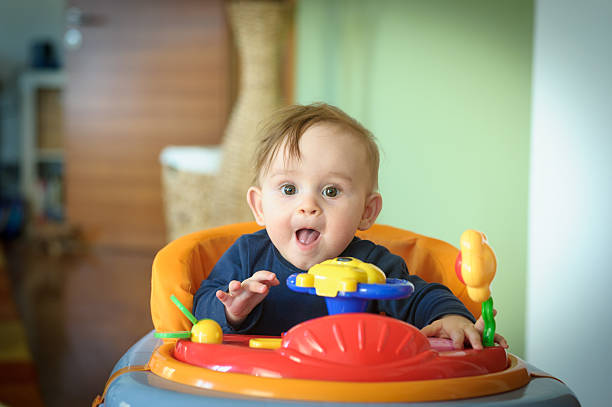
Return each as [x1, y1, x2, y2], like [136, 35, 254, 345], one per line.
[296, 228, 320, 245]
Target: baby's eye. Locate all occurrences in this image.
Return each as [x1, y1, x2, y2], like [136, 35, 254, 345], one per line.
[322, 186, 339, 198]
[281, 184, 297, 195]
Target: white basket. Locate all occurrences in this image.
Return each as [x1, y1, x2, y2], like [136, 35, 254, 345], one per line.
[160, 146, 224, 241]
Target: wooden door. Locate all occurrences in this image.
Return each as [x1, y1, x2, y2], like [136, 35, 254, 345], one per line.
[64, 0, 230, 251]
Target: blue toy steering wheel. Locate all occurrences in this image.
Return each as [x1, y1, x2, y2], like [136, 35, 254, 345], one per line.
[286, 257, 414, 315]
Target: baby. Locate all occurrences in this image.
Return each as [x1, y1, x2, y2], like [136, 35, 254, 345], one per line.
[193, 103, 507, 349]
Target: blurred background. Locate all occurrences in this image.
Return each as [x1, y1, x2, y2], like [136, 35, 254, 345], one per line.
[0, 0, 610, 406]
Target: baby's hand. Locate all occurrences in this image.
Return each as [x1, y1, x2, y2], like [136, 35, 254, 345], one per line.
[420, 312, 508, 350]
[216, 270, 280, 327]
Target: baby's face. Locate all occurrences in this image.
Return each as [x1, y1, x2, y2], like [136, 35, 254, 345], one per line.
[249, 123, 379, 270]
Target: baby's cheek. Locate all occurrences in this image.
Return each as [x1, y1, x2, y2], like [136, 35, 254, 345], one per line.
[329, 220, 359, 248]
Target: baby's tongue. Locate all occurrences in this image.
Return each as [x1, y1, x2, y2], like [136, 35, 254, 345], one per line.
[296, 229, 320, 244]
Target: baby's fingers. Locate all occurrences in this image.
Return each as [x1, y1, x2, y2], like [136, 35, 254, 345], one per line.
[227, 280, 243, 295]
[450, 329, 467, 350]
[244, 279, 272, 294]
[251, 270, 280, 286]
[463, 326, 483, 350]
[494, 333, 509, 348]
[215, 289, 232, 306]
[420, 320, 443, 338]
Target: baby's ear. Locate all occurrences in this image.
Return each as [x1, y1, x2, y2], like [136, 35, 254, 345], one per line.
[358, 192, 382, 230]
[246, 186, 265, 226]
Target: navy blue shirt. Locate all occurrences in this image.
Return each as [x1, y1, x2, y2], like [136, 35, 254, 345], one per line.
[193, 229, 475, 335]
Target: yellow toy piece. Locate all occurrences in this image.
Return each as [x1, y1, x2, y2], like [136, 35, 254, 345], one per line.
[295, 257, 386, 297]
[190, 319, 223, 344]
[248, 338, 282, 349]
[459, 230, 497, 303]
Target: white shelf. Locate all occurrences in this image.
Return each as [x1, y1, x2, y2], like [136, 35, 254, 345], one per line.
[19, 69, 66, 206]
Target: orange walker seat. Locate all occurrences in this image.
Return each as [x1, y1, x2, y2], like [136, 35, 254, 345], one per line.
[150, 222, 481, 335]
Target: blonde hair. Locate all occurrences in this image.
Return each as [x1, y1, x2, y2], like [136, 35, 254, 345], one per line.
[252, 103, 380, 189]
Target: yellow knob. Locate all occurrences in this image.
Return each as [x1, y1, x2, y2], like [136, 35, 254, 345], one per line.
[296, 273, 315, 287]
[191, 319, 223, 344]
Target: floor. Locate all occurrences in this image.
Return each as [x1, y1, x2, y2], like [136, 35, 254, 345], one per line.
[3, 237, 155, 406]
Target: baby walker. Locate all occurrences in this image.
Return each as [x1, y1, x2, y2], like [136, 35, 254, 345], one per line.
[94, 223, 580, 406]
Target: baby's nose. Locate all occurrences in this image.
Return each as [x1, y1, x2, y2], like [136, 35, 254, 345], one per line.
[297, 195, 321, 216]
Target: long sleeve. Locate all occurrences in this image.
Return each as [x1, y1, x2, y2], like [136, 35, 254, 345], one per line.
[192, 236, 264, 333]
